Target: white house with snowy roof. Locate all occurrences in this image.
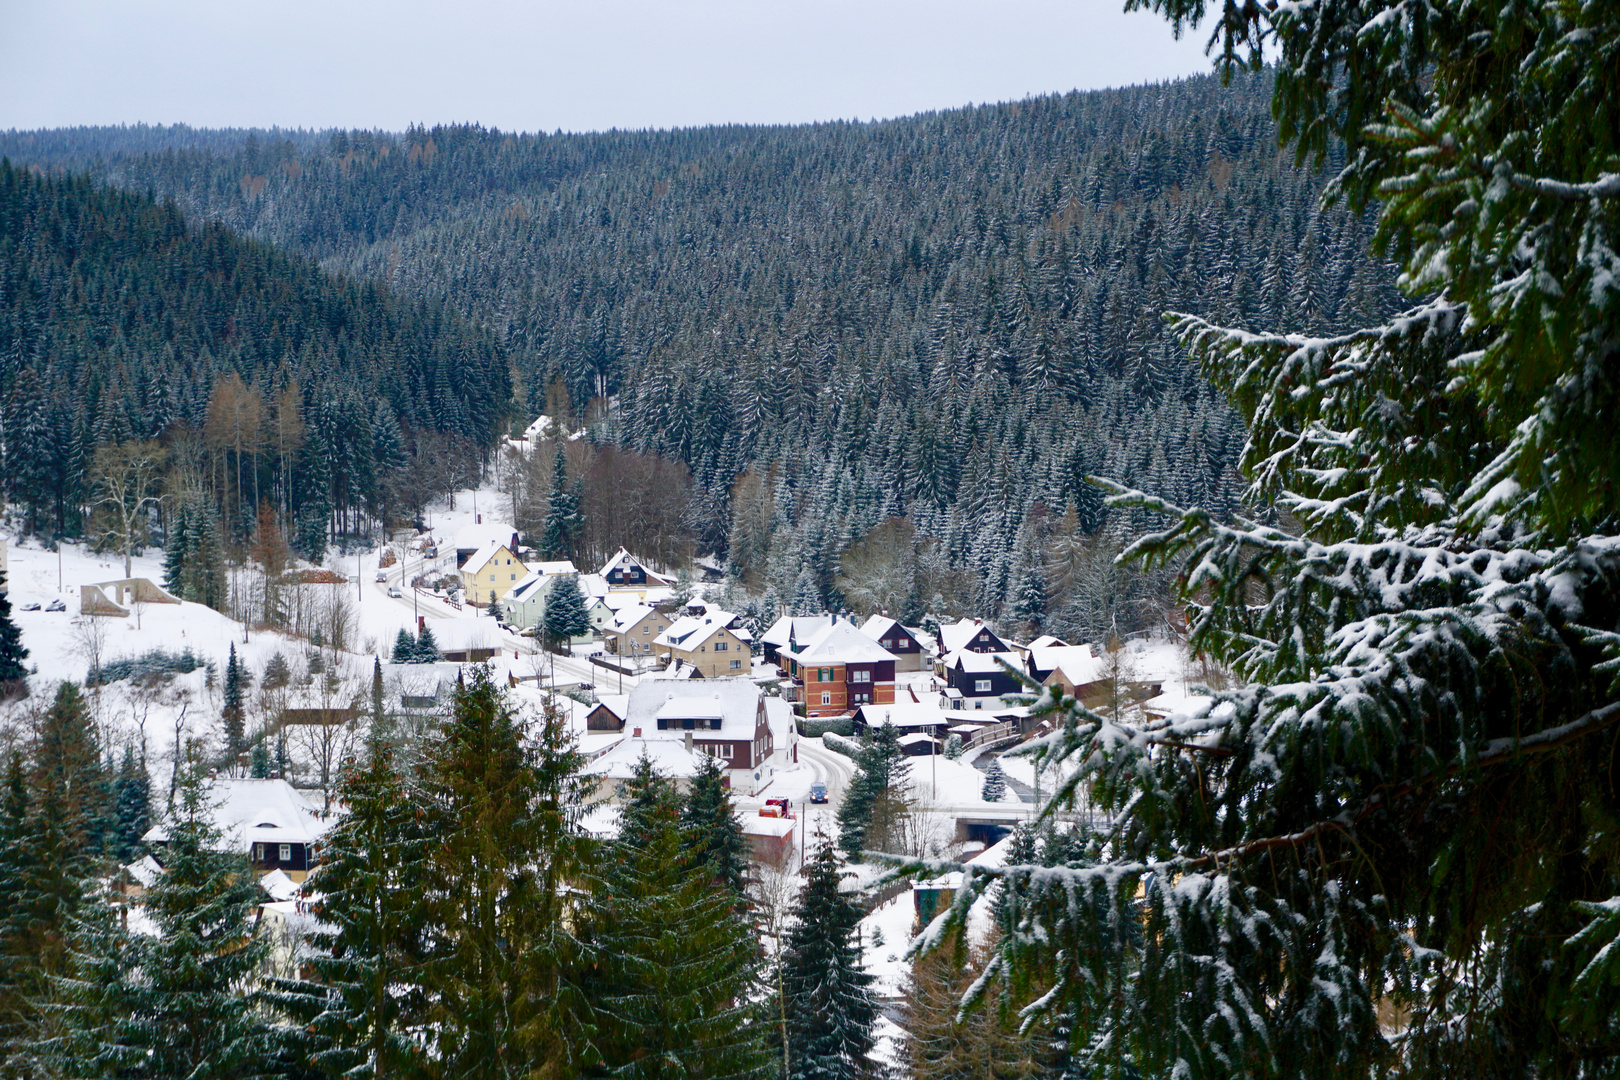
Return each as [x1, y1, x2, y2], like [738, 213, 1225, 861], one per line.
[760, 613, 835, 668]
[141, 777, 336, 884]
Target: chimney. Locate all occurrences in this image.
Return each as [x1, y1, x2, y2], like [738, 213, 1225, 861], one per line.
[684, 731, 693, 752]
[633, 727, 642, 738]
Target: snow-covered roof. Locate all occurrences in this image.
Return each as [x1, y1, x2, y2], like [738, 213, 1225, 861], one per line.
[452, 521, 518, 554]
[938, 619, 1008, 655]
[583, 737, 711, 781]
[143, 778, 332, 852]
[608, 603, 659, 633]
[598, 548, 675, 587]
[794, 621, 898, 665]
[259, 868, 300, 902]
[950, 650, 1024, 675]
[760, 614, 834, 649]
[1028, 634, 1070, 650]
[1030, 644, 1100, 678]
[460, 540, 514, 578]
[858, 614, 924, 647]
[742, 814, 796, 839]
[577, 573, 610, 599]
[424, 619, 507, 651]
[525, 559, 577, 577]
[523, 414, 557, 440]
[626, 677, 762, 735]
[655, 611, 742, 651]
[897, 732, 938, 747]
[123, 854, 163, 888]
[855, 702, 951, 729]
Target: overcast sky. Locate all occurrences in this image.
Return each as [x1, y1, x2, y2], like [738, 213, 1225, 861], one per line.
[0, 1, 1216, 135]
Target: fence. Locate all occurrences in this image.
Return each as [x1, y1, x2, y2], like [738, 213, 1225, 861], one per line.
[964, 720, 1020, 750]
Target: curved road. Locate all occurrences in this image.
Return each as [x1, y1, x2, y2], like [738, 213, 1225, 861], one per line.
[797, 736, 858, 810]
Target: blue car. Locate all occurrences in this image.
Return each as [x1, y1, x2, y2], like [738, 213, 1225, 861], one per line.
[809, 782, 828, 804]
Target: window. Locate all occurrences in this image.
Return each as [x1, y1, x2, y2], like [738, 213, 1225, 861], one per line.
[975, 679, 992, 693]
[253, 843, 264, 862]
[729, 659, 742, 670]
[683, 718, 695, 730]
[851, 669, 871, 683]
[279, 844, 292, 862]
[714, 641, 727, 651]
[643, 625, 650, 634]
[821, 691, 832, 705]
[720, 744, 734, 759]
[657, 718, 669, 729]
[510, 573, 517, 581]
[882, 638, 892, 648]
[489, 574, 496, 582]
[818, 667, 834, 682]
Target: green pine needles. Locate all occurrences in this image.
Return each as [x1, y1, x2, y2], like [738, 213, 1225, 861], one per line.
[937, 2, 1620, 1077]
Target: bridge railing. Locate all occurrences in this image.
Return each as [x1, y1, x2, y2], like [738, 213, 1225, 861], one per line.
[964, 720, 1020, 750]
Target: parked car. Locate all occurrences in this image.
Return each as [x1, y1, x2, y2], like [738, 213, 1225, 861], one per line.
[20, 602, 40, 612]
[45, 599, 66, 612]
[809, 782, 828, 804]
[387, 586, 403, 599]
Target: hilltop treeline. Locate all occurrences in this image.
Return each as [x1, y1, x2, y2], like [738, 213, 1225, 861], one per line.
[2, 70, 1400, 636]
[0, 161, 508, 551]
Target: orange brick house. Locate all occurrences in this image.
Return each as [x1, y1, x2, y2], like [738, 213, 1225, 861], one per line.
[785, 619, 898, 717]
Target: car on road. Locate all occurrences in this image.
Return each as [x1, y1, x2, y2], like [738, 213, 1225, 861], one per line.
[387, 586, 403, 598]
[809, 782, 828, 804]
[375, 570, 389, 583]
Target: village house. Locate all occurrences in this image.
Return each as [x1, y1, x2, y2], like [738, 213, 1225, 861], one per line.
[944, 649, 1027, 710]
[935, 618, 1015, 662]
[451, 521, 521, 569]
[1026, 643, 1109, 705]
[606, 603, 673, 659]
[760, 613, 835, 669]
[859, 614, 930, 672]
[459, 540, 528, 607]
[500, 560, 581, 630]
[140, 777, 334, 884]
[784, 619, 898, 718]
[598, 548, 677, 601]
[583, 678, 778, 796]
[653, 609, 754, 678]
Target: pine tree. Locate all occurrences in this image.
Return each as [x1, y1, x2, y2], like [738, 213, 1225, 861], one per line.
[0, 572, 28, 697]
[540, 446, 582, 561]
[413, 624, 441, 663]
[782, 831, 877, 1080]
[220, 643, 246, 767]
[903, 928, 1038, 1080]
[391, 628, 416, 664]
[542, 573, 591, 653]
[249, 739, 270, 779]
[838, 722, 910, 858]
[418, 669, 587, 1076]
[681, 754, 749, 904]
[980, 758, 1006, 803]
[82, 746, 271, 1077]
[262, 651, 291, 689]
[943, 735, 963, 760]
[968, 4, 1620, 1077]
[579, 752, 769, 1080]
[263, 735, 429, 1078]
[0, 754, 38, 1059]
[110, 745, 152, 864]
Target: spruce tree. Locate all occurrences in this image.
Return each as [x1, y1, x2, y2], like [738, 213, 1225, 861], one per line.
[391, 628, 416, 664]
[262, 651, 292, 689]
[0, 754, 37, 1060]
[980, 758, 1006, 803]
[0, 572, 28, 697]
[838, 722, 909, 857]
[542, 573, 591, 653]
[782, 831, 877, 1080]
[680, 754, 749, 904]
[579, 752, 768, 1080]
[539, 446, 582, 561]
[249, 739, 270, 779]
[263, 736, 430, 1078]
[220, 643, 246, 767]
[83, 746, 271, 1078]
[418, 668, 587, 1076]
[413, 624, 441, 663]
[162, 501, 190, 597]
[110, 745, 152, 864]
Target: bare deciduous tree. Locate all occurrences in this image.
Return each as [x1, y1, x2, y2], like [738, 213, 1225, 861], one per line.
[89, 440, 167, 578]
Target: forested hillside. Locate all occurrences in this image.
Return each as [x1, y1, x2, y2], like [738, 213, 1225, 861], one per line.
[1, 70, 1400, 637]
[0, 162, 508, 555]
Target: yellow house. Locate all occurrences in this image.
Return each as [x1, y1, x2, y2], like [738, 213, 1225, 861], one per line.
[460, 541, 525, 607]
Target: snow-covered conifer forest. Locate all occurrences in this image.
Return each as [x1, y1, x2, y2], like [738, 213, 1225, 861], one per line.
[0, 0, 1614, 1075]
